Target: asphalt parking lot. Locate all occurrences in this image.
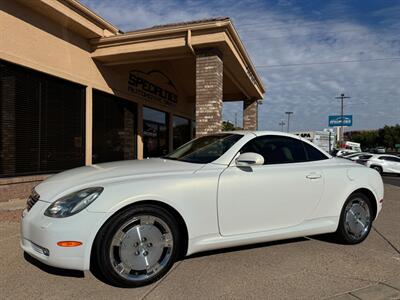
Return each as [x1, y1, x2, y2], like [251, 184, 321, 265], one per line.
[1, 177, 399, 300]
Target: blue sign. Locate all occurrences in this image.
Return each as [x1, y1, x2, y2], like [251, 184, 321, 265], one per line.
[329, 115, 353, 127]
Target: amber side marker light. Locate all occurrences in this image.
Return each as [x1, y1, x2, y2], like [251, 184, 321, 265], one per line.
[57, 241, 83, 247]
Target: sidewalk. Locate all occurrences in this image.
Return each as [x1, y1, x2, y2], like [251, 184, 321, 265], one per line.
[329, 277, 400, 300]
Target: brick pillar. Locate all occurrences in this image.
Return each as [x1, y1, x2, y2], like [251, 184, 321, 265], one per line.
[243, 99, 258, 130]
[195, 49, 223, 137]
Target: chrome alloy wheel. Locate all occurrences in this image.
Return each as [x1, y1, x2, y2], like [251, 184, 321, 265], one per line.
[344, 198, 371, 240]
[109, 215, 174, 281]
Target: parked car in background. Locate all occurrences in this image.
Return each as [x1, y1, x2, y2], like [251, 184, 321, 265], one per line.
[374, 147, 386, 154]
[336, 149, 358, 157]
[21, 132, 384, 287]
[335, 142, 362, 157]
[342, 152, 372, 161]
[356, 154, 374, 166]
[364, 154, 400, 175]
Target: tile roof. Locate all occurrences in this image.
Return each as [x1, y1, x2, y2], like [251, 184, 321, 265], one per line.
[125, 17, 230, 34]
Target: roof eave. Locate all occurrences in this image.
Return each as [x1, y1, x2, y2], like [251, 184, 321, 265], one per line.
[63, 0, 120, 35]
[225, 22, 265, 94]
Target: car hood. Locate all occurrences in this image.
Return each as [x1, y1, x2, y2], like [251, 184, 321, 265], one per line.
[35, 158, 204, 202]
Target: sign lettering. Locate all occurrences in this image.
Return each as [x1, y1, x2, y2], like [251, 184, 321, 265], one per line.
[128, 70, 178, 106]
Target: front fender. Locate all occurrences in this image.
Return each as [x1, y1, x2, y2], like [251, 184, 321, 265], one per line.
[86, 169, 222, 249]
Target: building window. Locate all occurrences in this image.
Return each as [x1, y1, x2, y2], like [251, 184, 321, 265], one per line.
[0, 60, 85, 177]
[143, 107, 168, 157]
[92, 90, 137, 164]
[173, 115, 191, 149]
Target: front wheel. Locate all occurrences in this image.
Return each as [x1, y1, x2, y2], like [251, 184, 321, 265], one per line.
[371, 165, 383, 175]
[335, 193, 373, 244]
[92, 204, 182, 287]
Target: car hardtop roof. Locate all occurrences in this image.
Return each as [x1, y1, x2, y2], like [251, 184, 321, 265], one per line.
[223, 130, 304, 139]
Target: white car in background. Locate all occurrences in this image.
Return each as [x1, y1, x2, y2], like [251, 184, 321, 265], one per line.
[365, 154, 400, 175]
[342, 152, 372, 161]
[21, 132, 384, 287]
[336, 149, 357, 157]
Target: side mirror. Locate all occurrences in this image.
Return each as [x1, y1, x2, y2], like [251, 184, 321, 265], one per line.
[235, 152, 264, 167]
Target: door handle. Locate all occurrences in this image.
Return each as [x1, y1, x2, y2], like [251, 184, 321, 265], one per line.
[306, 173, 322, 179]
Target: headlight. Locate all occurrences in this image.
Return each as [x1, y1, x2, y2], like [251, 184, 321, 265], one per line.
[44, 187, 103, 218]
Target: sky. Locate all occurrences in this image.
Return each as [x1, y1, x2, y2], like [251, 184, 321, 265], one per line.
[81, 0, 400, 132]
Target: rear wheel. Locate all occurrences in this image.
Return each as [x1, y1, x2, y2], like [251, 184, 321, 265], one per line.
[335, 193, 372, 244]
[92, 204, 181, 287]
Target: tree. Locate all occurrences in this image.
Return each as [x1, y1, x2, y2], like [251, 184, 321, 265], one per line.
[222, 121, 237, 131]
[348, 124, 400, 151]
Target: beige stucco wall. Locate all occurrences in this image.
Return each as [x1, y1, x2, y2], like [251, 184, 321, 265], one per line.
[0, 1, 108, 91]
[0, 0, 196, 163]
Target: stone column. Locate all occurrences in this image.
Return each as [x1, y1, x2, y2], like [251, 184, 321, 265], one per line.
[195, 49, 223, 137]
[243, 98, 258, 130]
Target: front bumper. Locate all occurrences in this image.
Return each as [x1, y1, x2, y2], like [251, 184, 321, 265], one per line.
[20, 201, 108, 271]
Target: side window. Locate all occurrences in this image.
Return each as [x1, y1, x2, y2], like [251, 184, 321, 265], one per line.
[240, 136, 307, 165]
[302, 142, 329, 161]
[385, 157, 400, 162]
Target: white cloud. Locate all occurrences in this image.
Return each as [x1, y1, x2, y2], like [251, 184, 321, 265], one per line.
[81, 0, 400, 131]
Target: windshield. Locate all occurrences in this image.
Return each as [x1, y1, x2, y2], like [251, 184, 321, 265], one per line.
[164, 133, 243, 164]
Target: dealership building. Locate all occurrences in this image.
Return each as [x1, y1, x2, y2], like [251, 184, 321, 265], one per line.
[0, 0, 264, 200]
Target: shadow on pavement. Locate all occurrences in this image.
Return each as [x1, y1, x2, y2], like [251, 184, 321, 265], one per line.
[24, 252, 85, 278]
[306, 233, 342, 244]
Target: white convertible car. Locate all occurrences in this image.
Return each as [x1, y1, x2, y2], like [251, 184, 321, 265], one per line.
[21, 131, 384, 287]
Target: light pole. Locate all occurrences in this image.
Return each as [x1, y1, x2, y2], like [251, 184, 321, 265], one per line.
[279, 120, 285, 132]
[335, 93, 350, 145]
[234, 113, 237, 128]
[285, 111, 293, 132]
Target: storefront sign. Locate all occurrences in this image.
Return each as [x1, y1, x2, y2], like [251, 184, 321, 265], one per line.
[128, 70, 178, 106]
[294, 132, 315, 140]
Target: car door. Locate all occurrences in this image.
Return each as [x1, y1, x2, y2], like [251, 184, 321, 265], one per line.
[217, 135, 326, 236]
[385, 156, 400, 173]
[378, 156, 392, 172]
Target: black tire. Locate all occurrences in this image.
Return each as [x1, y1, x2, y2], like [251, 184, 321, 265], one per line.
[91, 204, 182, 287]
[334, 192, 373, 244]
[371, 165, 383, 175]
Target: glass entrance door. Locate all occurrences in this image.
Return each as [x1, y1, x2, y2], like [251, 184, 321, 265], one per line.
[143, 107, 168, 157]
